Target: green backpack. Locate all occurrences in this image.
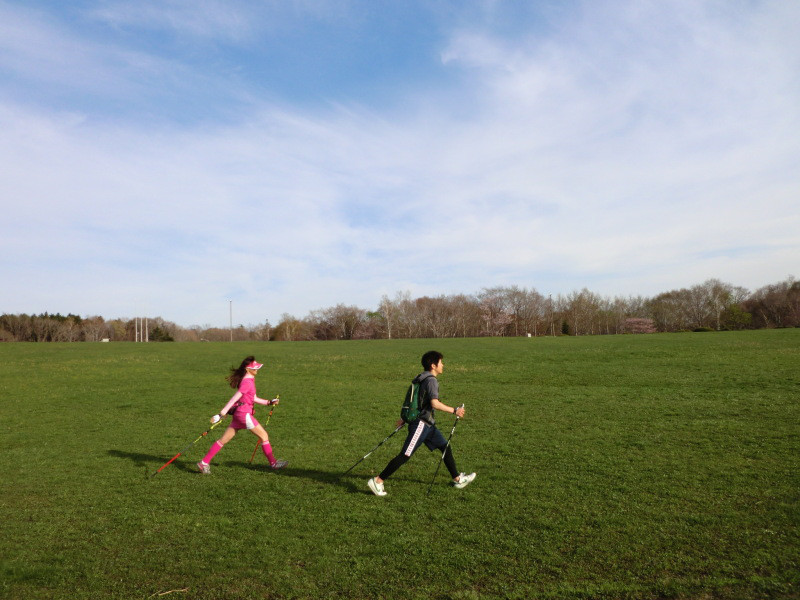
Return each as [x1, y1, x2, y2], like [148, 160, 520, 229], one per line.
[400, 381, 420, 423]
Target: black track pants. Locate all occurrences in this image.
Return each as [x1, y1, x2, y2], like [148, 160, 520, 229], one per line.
[379, 445, 458, 481]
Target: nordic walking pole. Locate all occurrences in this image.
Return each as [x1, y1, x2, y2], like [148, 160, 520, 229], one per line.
[151, 419, 225, 477]
[426, 404, 464, 496]
[248, 440, 260, 464]
[249, 395, 279, 464]
[340, 423, 405, 477]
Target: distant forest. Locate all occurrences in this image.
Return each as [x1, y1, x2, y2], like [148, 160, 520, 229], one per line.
[2, 277, 798, 342]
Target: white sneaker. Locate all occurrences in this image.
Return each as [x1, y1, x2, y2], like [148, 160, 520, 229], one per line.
[367, 477, 387, 497]
[453, 472, 476, 489]
[197, 461, 211, 475]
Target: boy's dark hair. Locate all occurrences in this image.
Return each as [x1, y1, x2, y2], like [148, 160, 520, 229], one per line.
[421, 350, 444, 371]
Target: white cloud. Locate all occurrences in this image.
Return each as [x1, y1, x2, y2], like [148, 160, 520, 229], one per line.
[87, 0, 358, 43]
[1, 0, 798, 325]
[429, 1, 800, 274]
[90, 0, 260, 42]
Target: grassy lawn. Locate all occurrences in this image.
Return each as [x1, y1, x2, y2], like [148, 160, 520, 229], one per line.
[1, 330, 798, 599]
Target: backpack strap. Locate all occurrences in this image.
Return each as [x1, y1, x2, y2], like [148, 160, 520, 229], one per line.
[415, 373, 435, 422]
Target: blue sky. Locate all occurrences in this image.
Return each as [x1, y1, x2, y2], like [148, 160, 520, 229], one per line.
[1, 0, 798, 327]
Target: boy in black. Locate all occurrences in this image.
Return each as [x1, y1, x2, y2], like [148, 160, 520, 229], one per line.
[368, 350, 476, 496]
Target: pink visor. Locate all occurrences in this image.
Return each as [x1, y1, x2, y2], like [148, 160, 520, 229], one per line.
[247, 361, 263, 370]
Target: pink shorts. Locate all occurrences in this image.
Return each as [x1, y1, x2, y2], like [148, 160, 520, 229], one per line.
[230, 412, 260, 430]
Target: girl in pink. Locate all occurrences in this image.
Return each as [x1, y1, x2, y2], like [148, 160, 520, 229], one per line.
[197, 356, 288, 474]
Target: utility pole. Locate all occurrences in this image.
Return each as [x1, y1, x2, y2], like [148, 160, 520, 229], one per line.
[229, 300, 233, 342]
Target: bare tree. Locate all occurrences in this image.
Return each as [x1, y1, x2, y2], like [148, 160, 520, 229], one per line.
[0, 314, 33, 341]
[478, 288, 514, 337]
[503, 286, 545, 336]
[82, 316, 108, 341]
[378, 295, 396, 340]
[450, 294, 482, 338]
[273, 314, 303, 341]
[326, 304, 367, 340]
[563, 289, 601, 336]
[53, 317, 81, 342]
[647, 290, 692, 332]
[745, 276, 800, 328]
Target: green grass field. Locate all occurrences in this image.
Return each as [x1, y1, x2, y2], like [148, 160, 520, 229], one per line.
[1, 330, 798, 599]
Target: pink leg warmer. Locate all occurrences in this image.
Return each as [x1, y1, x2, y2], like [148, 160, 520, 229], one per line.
[261, 441, 276, 466]
[202, 441, 223, 465]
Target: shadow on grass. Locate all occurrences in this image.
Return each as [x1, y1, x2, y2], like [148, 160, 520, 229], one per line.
[333, 470, 436, 494]
[227, 458, 433, 494]
[107, 449, 200, 475]
[227, 454, 435, 493]
[108, 449, 420, 494]
[224, 460, 367, 493]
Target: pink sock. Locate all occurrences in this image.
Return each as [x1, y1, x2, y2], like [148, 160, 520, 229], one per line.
[202, 441, 223, 464]
[261, 441, 276, 466]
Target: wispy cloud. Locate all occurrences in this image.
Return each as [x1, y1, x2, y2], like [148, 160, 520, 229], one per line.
[89, 0, 262, 42]
[88, 0, 354, 42]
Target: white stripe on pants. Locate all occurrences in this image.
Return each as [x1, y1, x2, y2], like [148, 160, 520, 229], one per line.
[404, 420, 427, 457]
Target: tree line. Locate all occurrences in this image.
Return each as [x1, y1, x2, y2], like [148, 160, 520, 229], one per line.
[1, 277, 797, 343]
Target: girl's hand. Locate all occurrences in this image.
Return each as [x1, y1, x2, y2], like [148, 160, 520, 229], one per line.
[210, 414, 222, 424]
[270, 398, 280, 406]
